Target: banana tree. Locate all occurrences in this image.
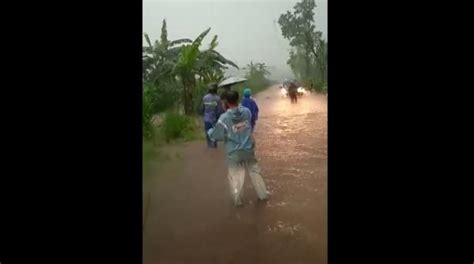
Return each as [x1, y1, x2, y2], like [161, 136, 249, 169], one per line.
[173, 28, 210, 114]
[196, 35, 239, 83]
[174, 28, 238, 115]
[142, 19, 192, 84]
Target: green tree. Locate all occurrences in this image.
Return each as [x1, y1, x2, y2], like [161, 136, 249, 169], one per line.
[173, 28, 238, 114]
[316, 38, 327, 83]
[143, 20, 238, 116]
[287, 46, 316, 80]
[242, 61, 271, 90]
[244, 61, 270, 80]
[278, 0, 327, 84]
[143, 20, 192, 84]
[196, 35, 239, 84]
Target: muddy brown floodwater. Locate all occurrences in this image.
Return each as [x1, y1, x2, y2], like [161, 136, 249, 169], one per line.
[143, 85, 327, 264]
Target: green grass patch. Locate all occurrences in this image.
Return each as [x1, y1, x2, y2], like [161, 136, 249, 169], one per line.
[157, 113, 204, 143]
[162, 113, 193, 140]
[145, 112, 204, 143]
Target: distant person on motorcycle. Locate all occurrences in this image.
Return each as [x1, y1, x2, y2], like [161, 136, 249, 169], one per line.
[241, 88, 259, 132]
[201, 83, 223, 148]
[207, 90, 270, 206]
[288, 82, 298, 103]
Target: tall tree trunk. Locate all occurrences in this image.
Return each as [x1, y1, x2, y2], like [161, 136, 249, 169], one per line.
[305, 53, 311, 80]
[182, 77, 195, 115]
[185, 89, 193, 115]
[321, 65, 326, 84]
[182, 79, 188, 114]
[318, 57, 326, 84]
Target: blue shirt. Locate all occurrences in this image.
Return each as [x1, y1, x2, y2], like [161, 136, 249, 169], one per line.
[201, 93, 223, 123]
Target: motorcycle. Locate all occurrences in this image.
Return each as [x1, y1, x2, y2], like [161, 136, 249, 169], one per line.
[297, 87, 307, 97]
[280, 87, 288, 98]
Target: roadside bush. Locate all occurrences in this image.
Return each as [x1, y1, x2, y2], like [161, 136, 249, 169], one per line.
[143, 81, 182, 139]
[162, 113, 194, 141]
[312, 79, 327, 94]
[144, 81, 181, 114]
[192, 81, 208, 115]
[143, 83, 156, 139]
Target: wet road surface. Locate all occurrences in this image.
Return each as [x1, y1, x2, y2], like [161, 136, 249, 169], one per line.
[143, 85, 327, 264]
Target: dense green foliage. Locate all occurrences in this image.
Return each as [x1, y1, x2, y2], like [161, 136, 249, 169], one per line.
[161, 113, 194, 141]
[278, 0, 327, 92]
[245, 62, 270, 90]
[244, 61, 271, 88]
[143, 20, 238, 139]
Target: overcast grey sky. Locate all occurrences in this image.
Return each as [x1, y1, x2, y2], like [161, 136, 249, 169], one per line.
[143, 0, 327, 79]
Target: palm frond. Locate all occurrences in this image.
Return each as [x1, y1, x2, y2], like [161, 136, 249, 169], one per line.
[192, 28, 211, 47]
[160, 19, 169, 46]
[209, 35, 218, 50]
[144, 33, 153, 48]
[170, 38, 192, 46]
[211, 50, 239, 69]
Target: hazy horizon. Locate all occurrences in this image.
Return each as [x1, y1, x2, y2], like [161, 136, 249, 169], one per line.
[143, 0, 327, 80]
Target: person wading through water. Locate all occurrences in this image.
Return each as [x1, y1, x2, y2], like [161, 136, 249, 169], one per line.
[201, 83, 223, 148]
[240, 88, 259, 133]
[207, 90, 270, 206]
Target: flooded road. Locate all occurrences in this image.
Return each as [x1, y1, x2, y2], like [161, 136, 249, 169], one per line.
[143, 85, 327, 264]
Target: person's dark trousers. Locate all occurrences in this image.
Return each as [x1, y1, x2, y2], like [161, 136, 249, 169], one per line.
[204, 121, 217, 148]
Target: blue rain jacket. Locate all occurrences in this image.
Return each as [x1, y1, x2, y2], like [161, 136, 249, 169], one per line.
[207, 106, 254, 157]
[241, 96, 259, 129]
